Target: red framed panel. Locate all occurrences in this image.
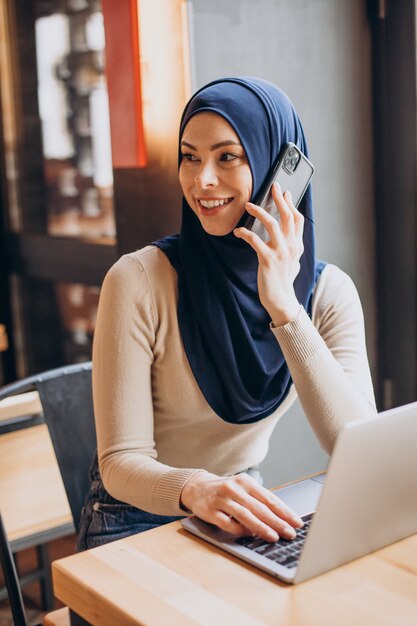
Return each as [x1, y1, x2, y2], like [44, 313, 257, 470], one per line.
[101, 0, 147, 167]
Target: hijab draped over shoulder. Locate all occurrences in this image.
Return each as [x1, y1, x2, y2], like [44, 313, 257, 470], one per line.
[154, 77, 319, 425]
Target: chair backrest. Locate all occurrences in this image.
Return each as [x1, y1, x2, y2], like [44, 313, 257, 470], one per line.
[0, 362, 96, 532]
[36, 362, 96, 531]
[0, 511, 32, 626]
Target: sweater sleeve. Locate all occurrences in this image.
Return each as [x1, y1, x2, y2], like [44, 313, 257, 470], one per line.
[92, 254, 203, 516]
[271, 265, 376, 453]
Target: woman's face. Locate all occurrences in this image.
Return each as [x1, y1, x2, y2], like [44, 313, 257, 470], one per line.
[179, 112, 253, 236]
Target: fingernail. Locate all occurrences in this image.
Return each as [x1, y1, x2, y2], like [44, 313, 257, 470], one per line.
[283, 526, 296, 539]
[266, 530, 278, 542]
[292, 514, 303, 526]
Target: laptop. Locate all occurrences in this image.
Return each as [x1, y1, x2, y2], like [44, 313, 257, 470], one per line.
[181, 402, 417, 584]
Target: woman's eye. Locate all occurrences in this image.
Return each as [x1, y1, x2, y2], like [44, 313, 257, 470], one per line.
[181, 153, 199, 162]
[220, 152, 243, 162]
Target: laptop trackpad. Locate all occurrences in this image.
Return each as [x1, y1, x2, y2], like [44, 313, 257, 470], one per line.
[272, 478, 324, 516]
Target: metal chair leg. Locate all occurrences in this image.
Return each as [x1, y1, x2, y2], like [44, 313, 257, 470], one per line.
[37, 542, 54, 611]
[0, 541, 55, 612]
[0, 512, 29, 626]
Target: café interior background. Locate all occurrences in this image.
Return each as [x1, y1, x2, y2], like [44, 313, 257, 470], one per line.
[1, 0, 416, 485]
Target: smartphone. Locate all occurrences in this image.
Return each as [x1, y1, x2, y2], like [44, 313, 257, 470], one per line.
[244, 142, 314, 241]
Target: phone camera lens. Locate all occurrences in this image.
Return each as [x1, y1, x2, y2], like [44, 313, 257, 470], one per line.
[288, 148, 296, 157]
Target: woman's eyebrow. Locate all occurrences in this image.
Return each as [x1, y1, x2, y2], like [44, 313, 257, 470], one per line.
[180, 140, 242, 151]
[210, 140, 242, 151]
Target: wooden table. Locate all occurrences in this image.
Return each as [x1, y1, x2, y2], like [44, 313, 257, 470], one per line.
[0, 390, 42, 423]
[52, 515, 417, 626]
[0, 423, 74, 550]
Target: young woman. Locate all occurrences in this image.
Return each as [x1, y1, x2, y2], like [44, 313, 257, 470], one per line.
[77, 77, 376, 551]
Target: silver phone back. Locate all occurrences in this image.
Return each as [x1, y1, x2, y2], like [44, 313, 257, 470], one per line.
[251, 148, 313, 241]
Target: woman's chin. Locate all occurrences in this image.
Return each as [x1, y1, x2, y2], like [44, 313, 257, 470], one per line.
[197, 211, 246, 237]
[200, 221, 238, 237]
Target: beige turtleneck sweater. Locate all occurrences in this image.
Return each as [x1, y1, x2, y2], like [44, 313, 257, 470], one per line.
[92, 246, 376, 516]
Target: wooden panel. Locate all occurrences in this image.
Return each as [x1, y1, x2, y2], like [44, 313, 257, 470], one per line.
[369, 0, 417, 407]
[114, 166, 181, 254]
[18, 275, 65, 375]
[101, 0, 147, 168]
[6, 233, 118, 285]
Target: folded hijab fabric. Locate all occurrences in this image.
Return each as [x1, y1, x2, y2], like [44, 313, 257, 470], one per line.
[154, 77, 321, 425]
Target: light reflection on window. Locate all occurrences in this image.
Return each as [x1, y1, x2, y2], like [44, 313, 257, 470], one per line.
[35, 2, 115, 241]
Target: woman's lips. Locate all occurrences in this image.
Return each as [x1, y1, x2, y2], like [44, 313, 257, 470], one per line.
[197, 197, 233, 216]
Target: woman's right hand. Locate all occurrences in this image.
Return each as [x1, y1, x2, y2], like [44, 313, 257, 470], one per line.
[180, 471, 304, 542]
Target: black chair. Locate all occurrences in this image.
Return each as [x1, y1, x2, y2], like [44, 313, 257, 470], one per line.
[0, 361, 96, 623]
[0, 511, 41, 626]
[34, 362, 96, 532]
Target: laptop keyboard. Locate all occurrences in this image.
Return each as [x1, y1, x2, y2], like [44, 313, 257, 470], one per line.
[234, 512, 314, 569]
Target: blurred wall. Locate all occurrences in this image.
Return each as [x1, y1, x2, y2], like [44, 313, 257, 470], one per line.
[189, 0, 375, 486]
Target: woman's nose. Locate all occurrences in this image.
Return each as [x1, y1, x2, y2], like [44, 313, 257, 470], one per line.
[195, 161, 218, 187]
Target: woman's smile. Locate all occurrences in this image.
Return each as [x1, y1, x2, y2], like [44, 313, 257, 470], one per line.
[196, 196, 234, 215]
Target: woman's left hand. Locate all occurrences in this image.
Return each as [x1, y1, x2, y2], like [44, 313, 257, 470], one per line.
[234, 183, 304, 326]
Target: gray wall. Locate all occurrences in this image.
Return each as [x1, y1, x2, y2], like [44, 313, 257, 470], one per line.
[188, 0, 375, 486]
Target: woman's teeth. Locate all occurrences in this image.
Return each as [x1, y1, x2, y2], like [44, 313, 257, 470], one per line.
[199, 198, 231, 208]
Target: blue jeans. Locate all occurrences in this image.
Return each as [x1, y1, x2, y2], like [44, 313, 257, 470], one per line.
[76, 452, 263, 552]
[76, 453, 184, 551]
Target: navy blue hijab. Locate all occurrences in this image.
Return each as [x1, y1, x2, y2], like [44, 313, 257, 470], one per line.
[154, 77, 317, 424]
